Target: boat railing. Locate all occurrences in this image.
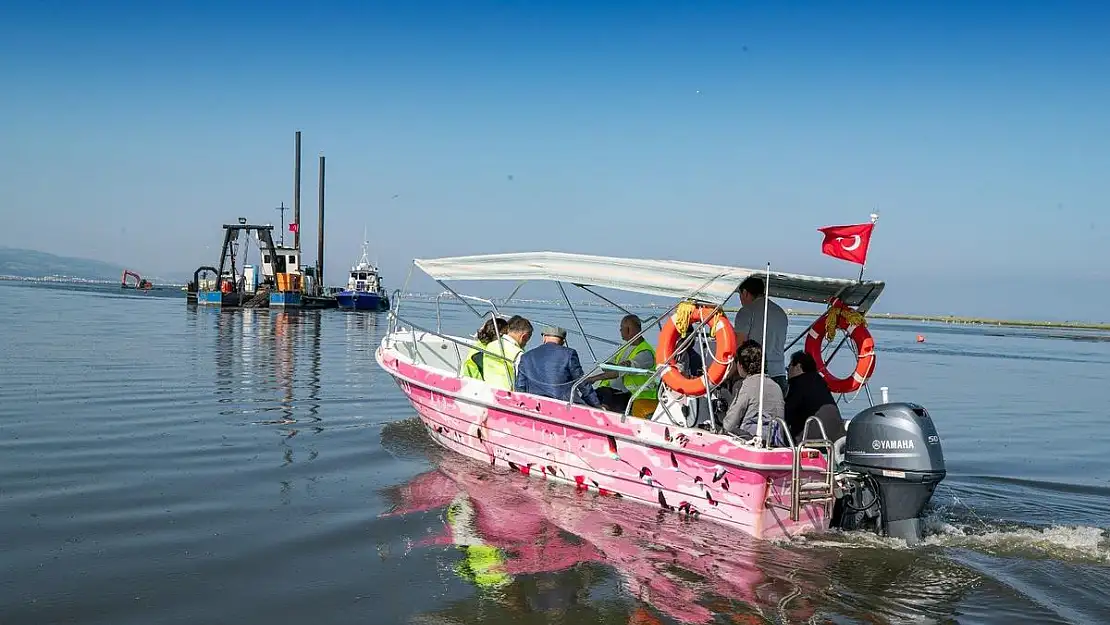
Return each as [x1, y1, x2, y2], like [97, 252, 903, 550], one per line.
[389, 308, 574, 389]
[799, 415, 838, 474]
[782, 416, 836, 522]
[386, 312, 475, 371]
[388, 283, 726, 413]
[387, 289, 403, 335]
[434, 292, 501, 333]
[770, 415, 797, 450]
[746, 416, 803, 514]
[799, 415, 833, 445]
[596, 363, 654, 375]
[430, 270, 692, 367]
[431, 290, 628, 353]
[760, 415, 828, 521]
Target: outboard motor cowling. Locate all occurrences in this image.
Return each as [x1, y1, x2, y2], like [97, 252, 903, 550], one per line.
[833, 402, 946, 544]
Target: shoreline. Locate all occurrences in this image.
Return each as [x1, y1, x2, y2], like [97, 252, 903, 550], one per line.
[781, 309, 1110, 331]
[5, 276, 1108, 330]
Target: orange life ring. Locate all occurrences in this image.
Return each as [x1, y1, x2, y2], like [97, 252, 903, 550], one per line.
[805, 306, 876, 394]
[656, 307, 737, 396]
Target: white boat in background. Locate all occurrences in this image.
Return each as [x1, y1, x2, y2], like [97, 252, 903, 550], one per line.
[376, 251, 947, 542]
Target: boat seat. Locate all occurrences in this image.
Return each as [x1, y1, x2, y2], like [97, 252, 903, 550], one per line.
[630, 398, 658, 419]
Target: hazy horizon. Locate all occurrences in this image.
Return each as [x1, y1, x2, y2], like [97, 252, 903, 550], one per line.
[2, 1, 1107, 321]
[3, 243, 1106, 323]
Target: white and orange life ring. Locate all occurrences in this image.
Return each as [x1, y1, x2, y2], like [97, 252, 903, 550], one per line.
[804, 300, 876, 394]
[656, 305, 737, 396]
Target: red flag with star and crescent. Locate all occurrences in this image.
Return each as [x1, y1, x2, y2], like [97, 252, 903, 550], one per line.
[818, 222, 874, 265]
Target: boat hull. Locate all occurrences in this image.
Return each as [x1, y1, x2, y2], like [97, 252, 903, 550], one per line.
[376, 335, 831, 540]
[336, 290, 388, 311]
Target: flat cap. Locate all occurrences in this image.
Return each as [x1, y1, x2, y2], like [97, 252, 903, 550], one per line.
[541, 325, 567, 339]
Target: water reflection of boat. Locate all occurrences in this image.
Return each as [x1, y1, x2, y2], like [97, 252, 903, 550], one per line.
[380, 426, 829, 624]
[381, 419, 983, 624]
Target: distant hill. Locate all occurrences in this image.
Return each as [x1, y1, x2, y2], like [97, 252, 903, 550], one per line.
[0, 247, 163, 283]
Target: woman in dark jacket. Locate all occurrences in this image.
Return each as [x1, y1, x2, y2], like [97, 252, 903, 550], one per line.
[783, 351, 845, 442]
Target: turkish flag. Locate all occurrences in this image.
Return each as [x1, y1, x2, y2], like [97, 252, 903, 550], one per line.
[289, 223, 299, 233]
[818, 222, 874, 265]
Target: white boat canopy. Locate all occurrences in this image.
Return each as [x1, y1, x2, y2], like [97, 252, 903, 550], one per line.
[414, 251, 884, 311]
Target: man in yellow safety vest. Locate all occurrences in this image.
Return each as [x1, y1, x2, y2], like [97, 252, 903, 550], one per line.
[588, 314, 658, 412]
[481, 315, 534, 390]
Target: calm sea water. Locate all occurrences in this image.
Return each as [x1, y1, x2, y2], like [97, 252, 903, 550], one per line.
[1, 281, 1108, 625]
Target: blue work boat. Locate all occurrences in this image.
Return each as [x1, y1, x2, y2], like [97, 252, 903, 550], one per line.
[336, 239, 389, 311]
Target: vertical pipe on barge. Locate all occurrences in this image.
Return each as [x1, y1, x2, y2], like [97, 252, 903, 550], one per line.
[293, 131, 302, 251]
[317, 154, 325, 294]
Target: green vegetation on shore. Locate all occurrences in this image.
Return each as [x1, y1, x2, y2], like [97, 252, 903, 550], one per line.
[709, 306, 1108, 331]
[787, 309, 1110, 331]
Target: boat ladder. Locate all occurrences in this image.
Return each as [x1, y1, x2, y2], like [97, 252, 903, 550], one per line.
[764, 416, 836, 522]
[243, 290, 270, 308]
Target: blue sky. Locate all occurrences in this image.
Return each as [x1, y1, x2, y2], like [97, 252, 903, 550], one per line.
[1, 1, 1108, 320]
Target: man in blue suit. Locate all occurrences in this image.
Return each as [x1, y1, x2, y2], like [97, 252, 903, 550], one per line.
[515, 326, 601, 408]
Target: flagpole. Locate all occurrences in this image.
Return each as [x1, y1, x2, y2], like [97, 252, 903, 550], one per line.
[858, 212, 879, 283]
[755, 262, 771, 447]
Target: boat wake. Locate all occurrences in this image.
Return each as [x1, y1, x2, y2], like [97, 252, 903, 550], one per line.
[925, 518, 1109, 564]
[799, 512, 1109, 564]
[791, 488, 1108, 562]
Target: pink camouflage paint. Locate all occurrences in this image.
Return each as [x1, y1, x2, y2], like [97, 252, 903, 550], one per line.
[377, 343, 830, 540]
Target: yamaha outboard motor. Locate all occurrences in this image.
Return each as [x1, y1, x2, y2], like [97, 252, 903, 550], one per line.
[833, 402, 946, 544]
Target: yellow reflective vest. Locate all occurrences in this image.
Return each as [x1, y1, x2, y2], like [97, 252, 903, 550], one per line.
[460, 341, 489, 379]
[597, 339, 659, 400]
[481, 335, 523, 390]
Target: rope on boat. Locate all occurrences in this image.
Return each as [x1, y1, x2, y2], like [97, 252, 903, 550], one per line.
[672, 299, 731, 365]
[672, 300, 697, 337]
[701, 327, 733, 366]
[823, 300, 867, 342]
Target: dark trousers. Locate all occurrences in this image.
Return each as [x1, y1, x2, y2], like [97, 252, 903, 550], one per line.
[595, 387, 631, 413]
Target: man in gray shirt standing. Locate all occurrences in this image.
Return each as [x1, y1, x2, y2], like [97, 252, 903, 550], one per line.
[733, 276, 790, 395]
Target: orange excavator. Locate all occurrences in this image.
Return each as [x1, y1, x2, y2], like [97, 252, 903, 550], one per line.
[120, 270, 153, 290]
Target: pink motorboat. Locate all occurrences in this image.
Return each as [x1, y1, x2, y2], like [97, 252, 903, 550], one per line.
[376, 252, 948, 544]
